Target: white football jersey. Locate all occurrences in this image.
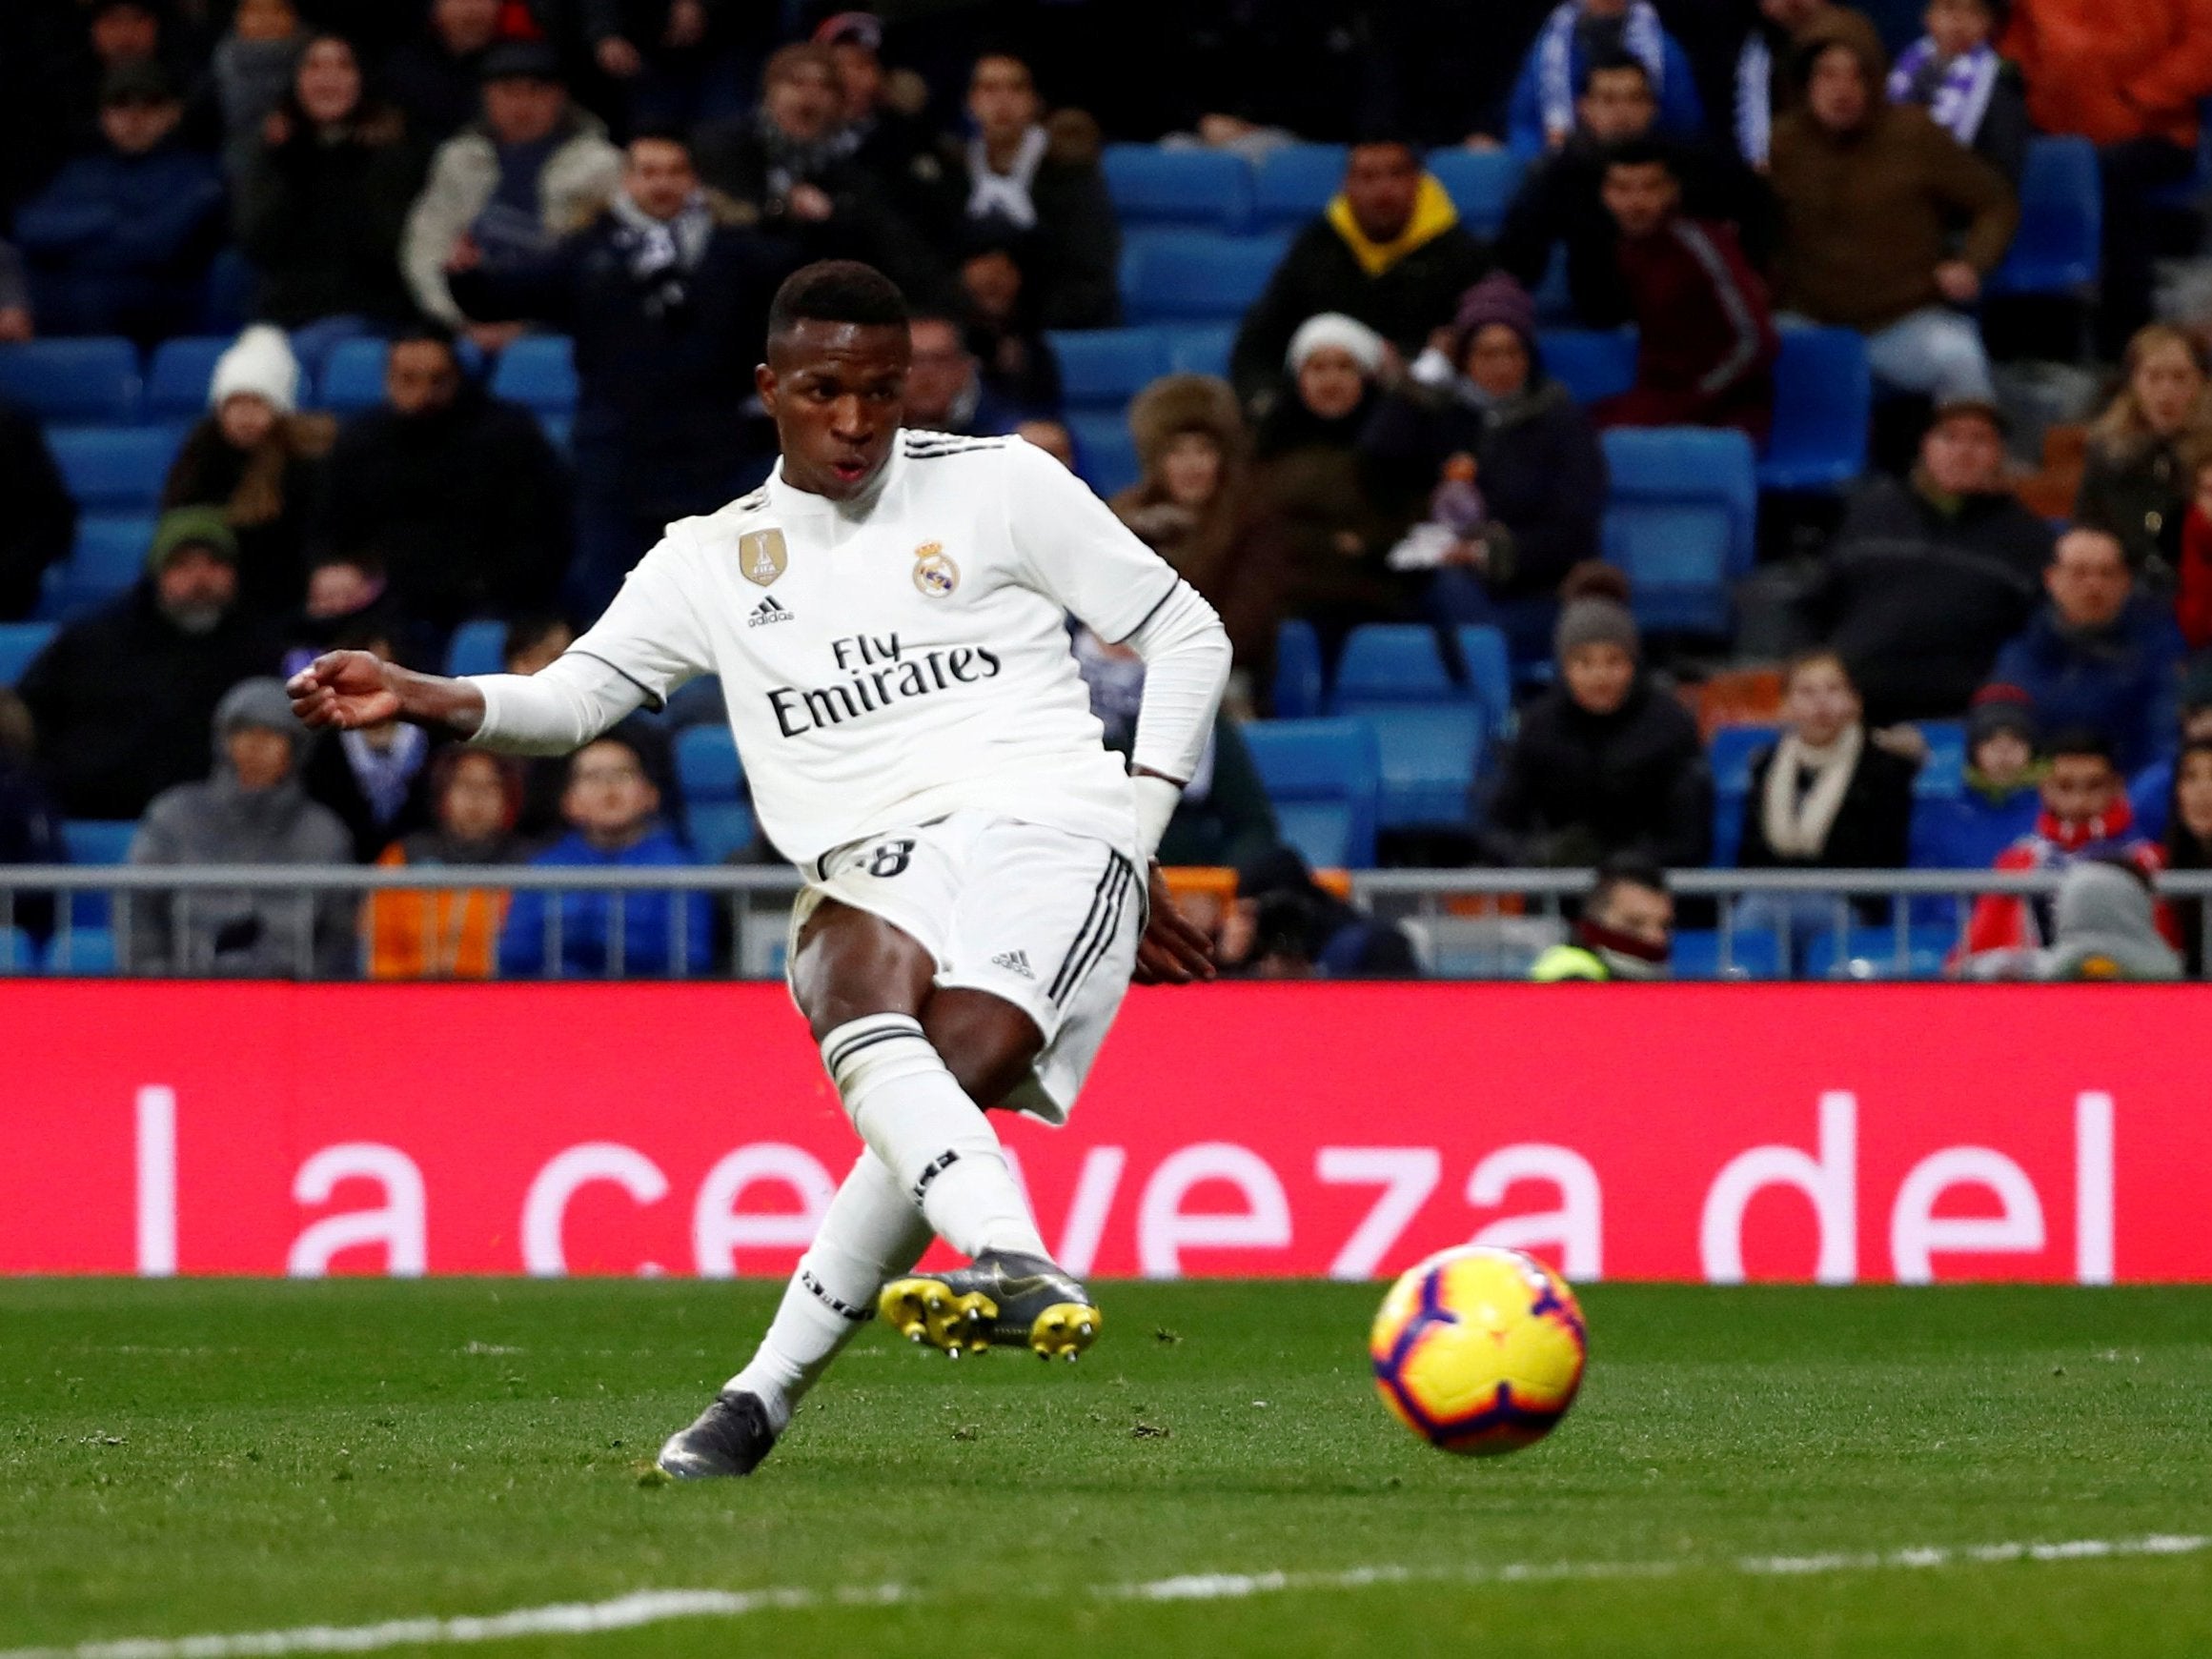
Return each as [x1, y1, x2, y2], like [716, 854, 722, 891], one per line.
[558, 432, 1182, 868]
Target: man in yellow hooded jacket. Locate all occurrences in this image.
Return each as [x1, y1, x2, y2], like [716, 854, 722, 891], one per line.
[1229, 138, 1492, 414]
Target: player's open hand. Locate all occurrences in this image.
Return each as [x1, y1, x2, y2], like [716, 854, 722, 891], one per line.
[1134, 864, 1215, 984]
[288, 650, 401, 731]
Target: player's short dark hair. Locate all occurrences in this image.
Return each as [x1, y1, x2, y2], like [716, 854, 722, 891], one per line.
[766, 260, 909, 344]
[1602, 137, 1675, 176]
[2047, 725, 2117, 766]
[1579, 50, 1654, 95]
[1589, 852, 1669, 914]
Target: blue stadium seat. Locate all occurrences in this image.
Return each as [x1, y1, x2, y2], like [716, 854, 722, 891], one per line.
[1045, 328, 1170, 411]
[1252, 143, 1348, 229]
[1987, 136, 2100, 296]
[1101, 144, 1254, 233]
[42, 514, 156, 617]
[48, 426, 184, 511]
[0, 338, 140, 423]
[1271, 618, 1324, 718]
[491, 335, 578, 413]
[1355, 703, 1488, 828]
[1425, 149, 1527, 238]
[44, 926, 117, 975]
[1451, 625, 1512, 728]
[1914, 719, 1965, 799]
[0, 621, 54, 687]
[1329, 624, 1455, 706]
[1599, 428, 1757, 637]
[0, 927, 34, 976]
[61, 819, 136, 930]
[674, 723, 741, 803]
[443, 619, 506, 678]
[1121, 233, 1289, 323]
[1758, 327, 1872, 492]
[144, 336, 232, 421]
[1671, 928, 1782, 980]
[1241, 717, 1381, 868]
[1538, 329, 1635, 405]
[1066, 410, 1141, 496]
[1805, 925, 1957, 981]
[314, 338, 390, 413]
[1164, 324, 1236, 377]
[1707, 722, 1780, 866]
[686, 801, 756, 863]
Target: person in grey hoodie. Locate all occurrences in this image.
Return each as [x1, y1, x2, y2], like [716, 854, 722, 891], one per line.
[125, 677, 355, 977]
[1960, 855, 2183, 981]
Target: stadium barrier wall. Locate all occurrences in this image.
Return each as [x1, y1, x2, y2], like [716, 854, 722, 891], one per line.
[2, 981, 2204, 1284]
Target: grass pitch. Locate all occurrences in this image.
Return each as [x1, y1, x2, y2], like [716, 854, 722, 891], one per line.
[3, 1280, 2208, 1657]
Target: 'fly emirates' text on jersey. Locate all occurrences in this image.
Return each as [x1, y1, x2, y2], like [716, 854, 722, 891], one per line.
[558, 433, 1180, 868]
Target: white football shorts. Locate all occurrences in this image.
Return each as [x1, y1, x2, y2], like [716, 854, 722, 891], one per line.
[785, 810, 1144, 1123]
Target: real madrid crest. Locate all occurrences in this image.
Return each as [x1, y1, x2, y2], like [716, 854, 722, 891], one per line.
[912, 540, 959, 597]
[738, 527, 788, 587]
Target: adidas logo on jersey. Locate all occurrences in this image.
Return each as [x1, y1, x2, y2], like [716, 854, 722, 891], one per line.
[990, 949, 1035, 980]
[748, 596, 795, 628]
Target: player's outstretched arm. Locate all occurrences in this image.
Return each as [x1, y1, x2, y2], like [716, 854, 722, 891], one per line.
[288, 650, 485, 738]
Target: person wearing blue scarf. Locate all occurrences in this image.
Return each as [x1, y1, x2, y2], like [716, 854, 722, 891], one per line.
[1507, 0, 1706, 157]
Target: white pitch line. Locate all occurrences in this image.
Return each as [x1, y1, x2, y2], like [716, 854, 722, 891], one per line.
[3, 1534, 2202, 1659]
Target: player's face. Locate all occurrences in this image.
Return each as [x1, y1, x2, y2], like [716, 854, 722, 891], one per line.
[759, 320, 909, 500]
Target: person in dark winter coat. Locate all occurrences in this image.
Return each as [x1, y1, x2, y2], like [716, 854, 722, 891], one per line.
[382, 0, 500, 145]
[233, 34, 427, 334]
[1230, 139, 1492, 415]
[1590, 143, 1777, 441]
[1736, 648, 1918, 877]
[1991, 525, 2187, 775]
[312, 329, 572, 629]
[2161, 738, 2212, 975]
[2073, 324, 2212, 581]
[1799, 398, 2054, 724]
[125, 676, 355, 977]
[1362, 273, 1608, 664]
[1478, 565, 1712, 867]
[1911, 684, 2044, 869]
[160, 326, 335, 616]
[0, 400, 77, 621]
[14, 63, 224, 344]
[448, 132, 790, 617]
[19, 511, 285, 820]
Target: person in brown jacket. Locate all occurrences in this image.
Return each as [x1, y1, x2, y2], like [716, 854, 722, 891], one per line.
[2001, 0, 2212, 355]
[1769, 25, 2017, 403]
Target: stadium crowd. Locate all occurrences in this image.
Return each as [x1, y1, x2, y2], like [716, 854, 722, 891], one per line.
[1, 0, 2210, 981]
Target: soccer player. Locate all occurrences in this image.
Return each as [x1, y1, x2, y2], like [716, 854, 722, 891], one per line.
[286, 261, 1232, 1478]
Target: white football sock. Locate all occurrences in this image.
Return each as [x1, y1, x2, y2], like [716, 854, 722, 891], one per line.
[725, 1149, 930, 1430]
[818, 1013, 1049, 1262]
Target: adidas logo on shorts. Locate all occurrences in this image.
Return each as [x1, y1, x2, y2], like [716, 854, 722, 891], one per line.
[990, 949, 1035, 979]
[747, 595, 795, 628]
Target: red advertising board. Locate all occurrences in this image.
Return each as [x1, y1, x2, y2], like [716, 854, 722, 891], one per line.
[1, 981, 2205, 1283]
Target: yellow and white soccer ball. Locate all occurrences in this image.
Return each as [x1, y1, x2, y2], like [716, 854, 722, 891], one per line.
[1369, 1244, 1588, 1456]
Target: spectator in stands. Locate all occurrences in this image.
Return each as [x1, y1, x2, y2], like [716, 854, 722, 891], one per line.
[0, 689, 65, 946]
[0, 399, 77, 620]
[1589, 142, 1777, 440]
[1913, 684, 2044, 869]
[817, 11, 942, 229]
[2002, 0, 2212, 356]
[283, 550, 427, 678]
[1247, 315, 1409, 665]
[20, 510, 285, 820]
[2178, 437, 2212, 652]
[124, 676, 355, 978]
[1961, 727, 2169, 960]
[384, 0, 502, 146]
[1363, 274, 1607, 660]
[1730, 0, 1884, 169]
[2128, 659, 2212, 838]
[580, 0, 743, 134]
[1477, 563, 1712, 867]
[1963, 856, 2184, 981]
[1530, 852, 1674, 981]
[1229, 139, 1491, 415]
[14, 63, 224, 345]
[957, 232, 1063, 419]
[402, 40, 623, 349]
[903, 313, 1020, 436]
[2163, 738, 2212, 974]
[448, 132, 786, 616]
[498, 733, 711, 977]
[57, 0, 201, 146]
[312, 327, 571, 630]
[937, 51, 1118, 328]
[233, 33, 426, 354]
[0, 241, 33, 341]
[1769, 30, 2017, 403]
[298, 627, 436, 862]
[209, 0, 304, 171]
[1799, 396, 2052, 721]
[2075, 325, 2211, 580]
[694, 45, 945, 309]
[1992, 525, 2186, 775]
[1886, 0, 2028, 183]
[1220, 844, 1420, 979]
[364, 745, 523, 980]
[161, 325, 335, 616]
[1113, 374, 1275, 674]
[1505, 0, 1706, 158]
